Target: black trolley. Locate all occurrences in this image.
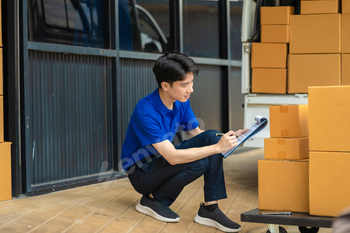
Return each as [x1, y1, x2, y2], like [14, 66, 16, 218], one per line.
[241, 208, 335, 233]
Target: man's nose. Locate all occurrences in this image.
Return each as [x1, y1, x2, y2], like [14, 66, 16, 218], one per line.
[188, 85, 193, 93]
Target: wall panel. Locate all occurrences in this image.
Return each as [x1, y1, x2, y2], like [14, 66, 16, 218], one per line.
[27, 51, 113, 189]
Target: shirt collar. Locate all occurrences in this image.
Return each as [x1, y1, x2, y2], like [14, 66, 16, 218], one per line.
[152, 88, 180, 114]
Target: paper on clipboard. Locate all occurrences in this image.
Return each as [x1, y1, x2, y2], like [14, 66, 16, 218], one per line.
[221, 115, 268, 158]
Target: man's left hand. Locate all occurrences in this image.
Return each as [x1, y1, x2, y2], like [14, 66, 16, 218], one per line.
[234, 128, 249, 137]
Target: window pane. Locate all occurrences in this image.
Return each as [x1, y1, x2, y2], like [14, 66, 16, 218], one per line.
[67, 1, 85, 31]
[28, 0, 110, 49]
[119, 0, 169, 53]
[183, 0, 219, 58]
[43, 0, 67, 28]
[230, 1, 243, 60]
[137, 0, 169, 36]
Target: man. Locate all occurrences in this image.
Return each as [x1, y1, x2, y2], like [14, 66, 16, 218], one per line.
[121, 52, 248, 232]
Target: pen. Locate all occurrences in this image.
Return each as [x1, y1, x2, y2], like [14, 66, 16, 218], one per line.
[216, 133, 239, 138]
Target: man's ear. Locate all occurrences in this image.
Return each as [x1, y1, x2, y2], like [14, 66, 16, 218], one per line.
[161, 82, 171, 91]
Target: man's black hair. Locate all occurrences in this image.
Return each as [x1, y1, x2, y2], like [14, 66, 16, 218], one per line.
[153, 51, 199, 88]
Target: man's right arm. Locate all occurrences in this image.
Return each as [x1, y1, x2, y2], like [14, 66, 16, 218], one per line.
[152, 130, 237, 165]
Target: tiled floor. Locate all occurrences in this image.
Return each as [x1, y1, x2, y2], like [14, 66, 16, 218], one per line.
[0, 148, 333, 233]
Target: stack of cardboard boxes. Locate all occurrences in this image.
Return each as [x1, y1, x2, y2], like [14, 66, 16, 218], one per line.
[0, 1, 12, 202]
[260, 98, 350, 216]
[289, 1, 341, 93]
[252, 2, 350, 94]
[342, 0, 350, 84]
[309, 86, 350, 217]
[251, 7, 294, 94]
[258, 105, 309, 212]
[255, 1, 350, 217]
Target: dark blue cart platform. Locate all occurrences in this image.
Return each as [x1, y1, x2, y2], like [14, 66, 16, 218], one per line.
[241, 208, 335, 233]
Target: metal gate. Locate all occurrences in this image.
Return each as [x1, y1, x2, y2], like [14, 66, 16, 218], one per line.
[25, 51, 115, 194]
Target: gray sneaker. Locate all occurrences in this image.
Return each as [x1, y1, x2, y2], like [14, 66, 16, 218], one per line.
[194, 203, 241, 232]
[135, 195, 180, 222]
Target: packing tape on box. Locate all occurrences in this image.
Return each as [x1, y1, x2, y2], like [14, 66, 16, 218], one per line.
[281, 130, 289, 137]
[280, 106, 288, 113]
[277, 139, 286, 145]
[278, 151, 287, 159]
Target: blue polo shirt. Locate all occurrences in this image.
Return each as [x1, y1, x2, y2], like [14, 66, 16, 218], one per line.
[121, 88, 199, 170]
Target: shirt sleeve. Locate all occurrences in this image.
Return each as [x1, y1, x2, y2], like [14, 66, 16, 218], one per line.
[180, 100, 199, 131]
[132, 112, 167, 146]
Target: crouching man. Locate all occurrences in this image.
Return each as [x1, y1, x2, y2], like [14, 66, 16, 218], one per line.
[121, 52, 248, 232]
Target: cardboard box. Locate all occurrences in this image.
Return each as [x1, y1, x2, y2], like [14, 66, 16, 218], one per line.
[0, 96, 3, 143]
[270, 105, 308, 138]
[342, 54, 350, 85]
[290, 14, 341, 54]
[0, 142, 12, 202]
[343, 0, 350, 13]
[251, 43, 287, 68]
[261, 7, 295, 25]
[288, 54, 341, 93]
[252, 68, 286, 94]
[264, 137, 309, 160]
[258, 159, 309, 213]
[310, 152, 350, 217]
[308, 86, 350, 152]
[342, 14, 350, 53]
[301, 1, 339, 14]
[261, 25, 289, 43]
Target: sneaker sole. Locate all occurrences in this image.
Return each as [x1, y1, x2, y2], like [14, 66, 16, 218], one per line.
[135, 203, 180, 223]
[194, 213, 241, 232]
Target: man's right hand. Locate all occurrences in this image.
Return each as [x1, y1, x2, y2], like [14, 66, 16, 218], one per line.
[216, 130, 238, 153]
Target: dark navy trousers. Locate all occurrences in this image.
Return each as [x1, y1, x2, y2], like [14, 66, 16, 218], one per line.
[127, 130, 227, 206]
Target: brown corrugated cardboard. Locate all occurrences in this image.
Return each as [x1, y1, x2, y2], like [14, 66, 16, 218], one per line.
[261, 25, 289, 43]
[342, 14, 350, 53]
[251, 43, 287, 68]
[288, 54, 341, 93]
[260, 7, 295, 25]
[258, 159, 309, 213]
[290, 14, 341, 54]
[343, 0, 350, 13]
[0, 96, 3, 143]
[264, 137, 309, 160]
[308, 86, 350, 152]
[0, 142, 12, 202]
[252, 68, 286, 94]
[342, 54, 350, 85]
[310, 152, 350, 217]
[269, 105, 308, 138]
[301, 1, 339, 14]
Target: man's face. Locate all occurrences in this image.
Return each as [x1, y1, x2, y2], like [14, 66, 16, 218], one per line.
[167, 72, 194, 102]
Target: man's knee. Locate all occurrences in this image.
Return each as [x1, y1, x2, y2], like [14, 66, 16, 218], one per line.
[186, 158, 209, 175]
[203, 129, 220, 136]
[202, 129, 221, 145]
